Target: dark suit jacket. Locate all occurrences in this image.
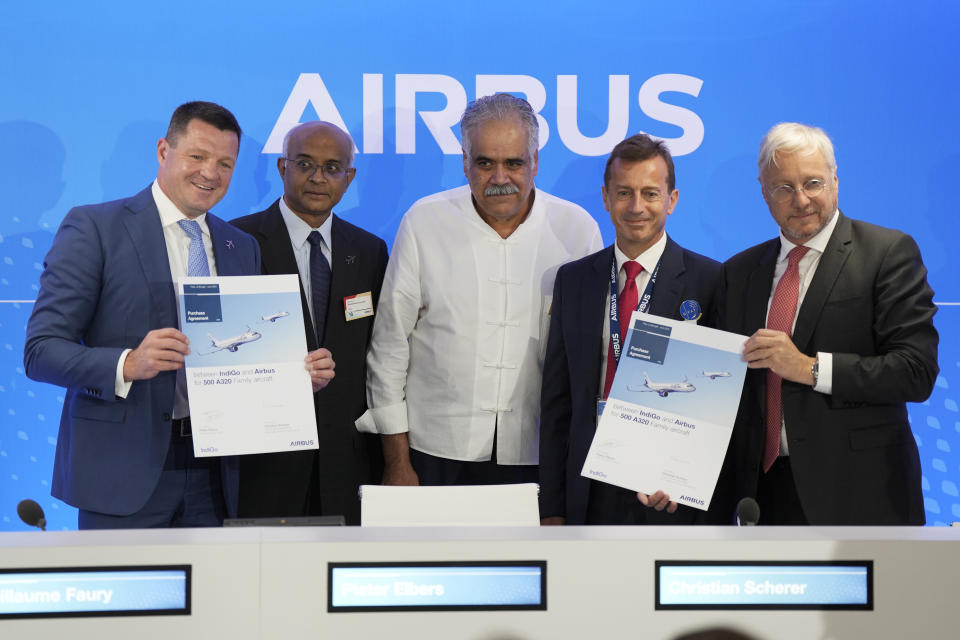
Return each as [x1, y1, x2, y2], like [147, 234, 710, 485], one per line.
[539, 237, 721, 525]
[231, 201, 387, 524]
[24, 185, 261, 517]
[713, 212, 938, 525]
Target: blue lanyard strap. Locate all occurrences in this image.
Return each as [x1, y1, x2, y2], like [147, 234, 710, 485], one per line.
[609, 256, 660, 365]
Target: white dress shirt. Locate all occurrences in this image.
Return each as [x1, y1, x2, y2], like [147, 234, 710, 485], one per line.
[278, 196, 333, 329]
[357, 185, 603, 465]
[114, 180, 218, 419]
[768, 209, 839, 454]
[598, 233, 668, 395]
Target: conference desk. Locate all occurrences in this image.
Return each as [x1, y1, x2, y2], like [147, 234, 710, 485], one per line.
[1, 525, 956, 639]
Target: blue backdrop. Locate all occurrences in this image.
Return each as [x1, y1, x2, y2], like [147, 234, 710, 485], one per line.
[2, 1, 958, 529]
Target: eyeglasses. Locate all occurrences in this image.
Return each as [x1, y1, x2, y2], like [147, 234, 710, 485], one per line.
[610, 188, 665, 203]
[283, 158, 350, 179]
[767, 179, 830, 203]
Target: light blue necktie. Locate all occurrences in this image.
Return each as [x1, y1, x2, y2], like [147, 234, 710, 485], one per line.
[177, 219, 211, 277]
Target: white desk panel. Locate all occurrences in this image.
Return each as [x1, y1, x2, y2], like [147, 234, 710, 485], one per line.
[1, 526, 956, 639]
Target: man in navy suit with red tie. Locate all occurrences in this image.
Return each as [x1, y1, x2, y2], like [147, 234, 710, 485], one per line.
[539, 134, 721, 525]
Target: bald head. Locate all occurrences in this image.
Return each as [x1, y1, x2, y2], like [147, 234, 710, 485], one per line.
[283, 121, 354, 167]
[278, 121, 357, 225]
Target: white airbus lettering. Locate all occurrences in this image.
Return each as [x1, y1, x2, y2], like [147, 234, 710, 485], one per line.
[265, 73, 705, 156]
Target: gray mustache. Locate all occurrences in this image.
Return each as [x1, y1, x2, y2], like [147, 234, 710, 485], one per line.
[484, 183, 520, 197]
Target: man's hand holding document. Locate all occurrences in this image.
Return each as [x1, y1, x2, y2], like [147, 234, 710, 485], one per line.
[581, 312, 746, 511]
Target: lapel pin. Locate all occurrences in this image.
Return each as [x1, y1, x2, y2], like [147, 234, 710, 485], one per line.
[225, 240, 235, 249]
[345, 255, 356, 264]
[680, 299, 702, 324]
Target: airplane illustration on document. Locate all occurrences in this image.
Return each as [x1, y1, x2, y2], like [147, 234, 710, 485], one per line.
[203, 327, 262, 354]
[259, 311, 290, 323]
[699, 370, 732, 380]
[627, 372, 696, 397]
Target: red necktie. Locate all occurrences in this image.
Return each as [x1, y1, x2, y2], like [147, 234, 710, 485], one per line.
[763, 245, 810, 472]
[603, 260, 643, 399]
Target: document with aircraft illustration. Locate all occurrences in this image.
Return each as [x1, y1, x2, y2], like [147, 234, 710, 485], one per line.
[177, 275, 318, 457]
[581, 312, 747, 511]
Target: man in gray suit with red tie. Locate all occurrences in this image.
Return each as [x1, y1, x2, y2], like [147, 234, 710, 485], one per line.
[231, 121, 386, 525]
[713, 122, 938, 525]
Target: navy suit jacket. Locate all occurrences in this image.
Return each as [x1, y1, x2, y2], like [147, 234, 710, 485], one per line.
[539, 237, 721, 525]
[712, 213, 938, 525]
[24, 186, 260, 517]
[231, 201, 387, 524]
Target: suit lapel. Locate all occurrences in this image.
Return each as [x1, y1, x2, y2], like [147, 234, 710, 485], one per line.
[583, 247, 614, 368]
[207, 213, 243, 276]
[255, 202, 302, 276]
[746, 239, 780, 334]
[792, 213, 853, 352]
[648, 236, 683, 319]
[326, 215, 359, 334]
[122, 187, 178, 328]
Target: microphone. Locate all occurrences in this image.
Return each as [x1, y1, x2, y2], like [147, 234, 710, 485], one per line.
[17, 499, 47, 531]
[735, 497, 760, 526]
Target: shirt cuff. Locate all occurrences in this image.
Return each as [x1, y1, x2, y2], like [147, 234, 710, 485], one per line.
[355, 402, 410, 435]
[115, 348, 133, 398]
[814, 352, 833, 395]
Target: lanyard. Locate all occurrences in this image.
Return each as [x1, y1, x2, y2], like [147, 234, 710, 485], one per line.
[609, 257, 660, 366]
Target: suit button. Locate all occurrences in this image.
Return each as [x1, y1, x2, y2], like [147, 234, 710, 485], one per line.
[162, 413, 171, 421]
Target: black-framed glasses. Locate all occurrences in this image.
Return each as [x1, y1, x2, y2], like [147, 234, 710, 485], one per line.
[767, 178, 830, 203]
[283, 158, 350, 179]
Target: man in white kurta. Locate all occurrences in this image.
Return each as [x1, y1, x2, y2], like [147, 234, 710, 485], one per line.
[356, 94, 602, 485]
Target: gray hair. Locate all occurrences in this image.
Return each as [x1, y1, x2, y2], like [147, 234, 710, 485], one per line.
[758, 122, 836, 175]
[460, 93, 538, 159]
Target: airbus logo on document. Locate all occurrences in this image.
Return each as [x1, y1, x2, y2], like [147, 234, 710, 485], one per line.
[264, 72, 706, 157]
[679, 495, 705, 506]
[290, 439, 315, 447]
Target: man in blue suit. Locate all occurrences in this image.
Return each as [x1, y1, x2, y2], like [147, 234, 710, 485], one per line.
[539, 134, 721, 525]
[23, 102, 317, 529]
